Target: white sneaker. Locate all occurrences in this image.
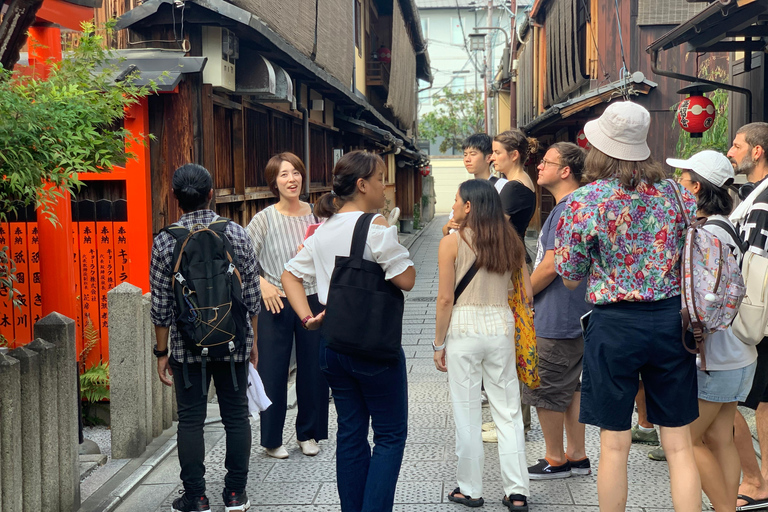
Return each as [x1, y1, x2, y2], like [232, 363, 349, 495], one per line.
[265, 445, 289, 459]
[482, 428, 498, 443]
[298, 439, 320, 456]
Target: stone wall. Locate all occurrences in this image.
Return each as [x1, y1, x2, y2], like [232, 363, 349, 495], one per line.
[0, 313, 80, 512]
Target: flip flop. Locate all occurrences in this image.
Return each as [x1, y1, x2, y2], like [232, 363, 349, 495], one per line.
[448, 488, 484, 508]
[736, 494, 768, 511]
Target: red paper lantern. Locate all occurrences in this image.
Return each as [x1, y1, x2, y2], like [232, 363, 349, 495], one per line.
[576, 129, 592, 150]
[677, 95, 716, 138]
[420, 165, 431, 177]
[377, 46, 391, 64]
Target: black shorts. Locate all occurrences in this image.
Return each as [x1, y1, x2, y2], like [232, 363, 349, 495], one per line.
[739, 337, 768, 410]
[579, 296, 698, 431]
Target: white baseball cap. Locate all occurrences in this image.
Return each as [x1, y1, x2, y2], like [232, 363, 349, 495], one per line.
[666, 150, 734, 187]
[583, 101, 651, 162]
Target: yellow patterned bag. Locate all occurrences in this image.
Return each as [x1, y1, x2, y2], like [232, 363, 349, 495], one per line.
[509, 269, 540, 389]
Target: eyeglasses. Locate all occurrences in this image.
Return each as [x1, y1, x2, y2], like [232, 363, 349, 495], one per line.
[540, 159, 563, 168]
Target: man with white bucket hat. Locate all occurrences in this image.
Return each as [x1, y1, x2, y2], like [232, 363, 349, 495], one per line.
[554, 101, 702, 512]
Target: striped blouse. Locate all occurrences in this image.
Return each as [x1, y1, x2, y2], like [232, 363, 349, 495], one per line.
[246, 204, 319, 295]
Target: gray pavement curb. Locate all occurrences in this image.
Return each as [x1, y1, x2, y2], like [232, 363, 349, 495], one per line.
[79, 414, 222, 512]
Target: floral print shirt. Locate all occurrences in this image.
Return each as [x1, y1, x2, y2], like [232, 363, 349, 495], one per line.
[554, 178, 696, 305]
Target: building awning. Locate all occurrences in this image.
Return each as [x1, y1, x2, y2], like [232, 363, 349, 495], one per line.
[100, 49, 207, 91]
[521, 73, 657, 135]
[647, 0, 768, 53]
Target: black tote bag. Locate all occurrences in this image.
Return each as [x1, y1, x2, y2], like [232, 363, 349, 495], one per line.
[322, 213, 405, 361]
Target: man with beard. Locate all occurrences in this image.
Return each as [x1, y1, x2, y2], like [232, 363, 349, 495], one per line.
[725, 122, 768, 512]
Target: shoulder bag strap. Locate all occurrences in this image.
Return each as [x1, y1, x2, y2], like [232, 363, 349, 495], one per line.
[453, 263, 479, 305]
[666, 178, 690, 228]
[348, 213, 376, 266]
[706, 218, 749, 254]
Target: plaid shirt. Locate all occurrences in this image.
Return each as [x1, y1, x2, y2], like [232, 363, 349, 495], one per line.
[150, 210, 261, 364]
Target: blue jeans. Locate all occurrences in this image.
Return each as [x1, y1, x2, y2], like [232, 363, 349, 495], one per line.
[319, 345, 408, 512]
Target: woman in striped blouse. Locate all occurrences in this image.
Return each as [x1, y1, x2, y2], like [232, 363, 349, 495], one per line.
[246, 152, 329, 459]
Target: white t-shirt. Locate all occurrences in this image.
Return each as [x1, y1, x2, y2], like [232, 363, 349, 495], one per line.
[284, 211, 414, 304]
[698, 214, 757, 371]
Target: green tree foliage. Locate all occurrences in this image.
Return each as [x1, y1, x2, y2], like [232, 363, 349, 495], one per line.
[419, 88, 484, 154]
[0, 21, 160, 304]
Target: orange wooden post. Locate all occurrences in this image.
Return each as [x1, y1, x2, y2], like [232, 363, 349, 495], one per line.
[123, 99, 151, 292]
[29, 25, 80, 330]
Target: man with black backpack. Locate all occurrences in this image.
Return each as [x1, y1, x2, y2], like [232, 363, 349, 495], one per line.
[150, 164, 261, 512]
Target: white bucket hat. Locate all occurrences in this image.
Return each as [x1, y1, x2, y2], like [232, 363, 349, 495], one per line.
[583, 102, 651, 162]
[666, 150, 734, 188]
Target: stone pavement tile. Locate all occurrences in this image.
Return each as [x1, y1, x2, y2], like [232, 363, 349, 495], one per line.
[402, 443, 446, 461]
[263, 461, 336, 482]
[204, 462, 274, 483]
[244, 481, 322, 505]
[408, 413, 448, 428]
[313, 483, 340, 504]
[249, 506, 340, 512]
[117, 482, 178, 511]
[142, 455, 181, 485]
[406, 372, 449, 383]
[399, 460, 457, 482]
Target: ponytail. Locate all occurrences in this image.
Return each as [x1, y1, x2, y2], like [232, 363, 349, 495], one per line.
[314, 150, 384, 219]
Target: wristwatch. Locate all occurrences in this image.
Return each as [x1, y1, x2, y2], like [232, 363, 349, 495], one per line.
[153, 345, 169, 358]
[432, 341, 446, 351]
[300, 315, 313, 330]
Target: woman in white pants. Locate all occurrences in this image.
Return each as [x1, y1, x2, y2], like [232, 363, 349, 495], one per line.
[433, 179, 531, 511]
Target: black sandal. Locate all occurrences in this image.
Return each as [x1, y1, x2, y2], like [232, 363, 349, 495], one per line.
[502, 494, 528, 512]
[448, 487, 485, 507]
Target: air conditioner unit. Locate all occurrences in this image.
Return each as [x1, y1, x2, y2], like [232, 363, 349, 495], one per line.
[202, 26, 239, 91]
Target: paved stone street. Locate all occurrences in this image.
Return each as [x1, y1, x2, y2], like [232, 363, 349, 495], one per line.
[115, 216, 703, 512]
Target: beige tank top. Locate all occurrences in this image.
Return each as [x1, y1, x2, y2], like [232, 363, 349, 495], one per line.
[454, 230, 512, 307]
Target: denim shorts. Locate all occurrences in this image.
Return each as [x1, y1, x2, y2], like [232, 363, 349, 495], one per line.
[698, 361, 757, 403]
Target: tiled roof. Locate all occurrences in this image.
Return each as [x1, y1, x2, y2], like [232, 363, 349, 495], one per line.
[637, 0, 707, 26]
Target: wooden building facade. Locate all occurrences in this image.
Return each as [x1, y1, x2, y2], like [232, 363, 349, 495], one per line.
[508, 0, 727, 223]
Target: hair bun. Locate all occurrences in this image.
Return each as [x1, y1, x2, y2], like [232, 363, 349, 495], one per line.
[527, 137, 540, 155]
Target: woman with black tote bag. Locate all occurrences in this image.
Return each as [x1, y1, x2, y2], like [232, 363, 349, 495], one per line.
[282, 150, 415, 512]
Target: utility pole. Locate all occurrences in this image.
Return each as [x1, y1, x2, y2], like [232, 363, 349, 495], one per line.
[485, 0, 493, 134]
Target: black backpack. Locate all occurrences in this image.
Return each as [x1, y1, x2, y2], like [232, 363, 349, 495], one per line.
[162, 217, 248, 395]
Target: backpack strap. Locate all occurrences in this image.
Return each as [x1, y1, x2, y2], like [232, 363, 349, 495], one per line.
[161, 224, 190, 241]
[453, 263, 479, 305]
[706, 218, 749, 254]
[666, 178, 691, 227]
[207, 217, 231, 234]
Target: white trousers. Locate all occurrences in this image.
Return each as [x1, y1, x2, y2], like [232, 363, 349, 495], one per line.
[445, 306, 529, 498]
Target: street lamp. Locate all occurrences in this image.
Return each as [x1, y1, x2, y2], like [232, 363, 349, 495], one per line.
[468, 32, 486, 52]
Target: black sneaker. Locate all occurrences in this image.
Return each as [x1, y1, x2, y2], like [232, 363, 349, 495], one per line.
[171, 492, 210, 512]
[569, 457, 592, 476]
[527, 458, 572, 480]
[222, 489, 251, 512]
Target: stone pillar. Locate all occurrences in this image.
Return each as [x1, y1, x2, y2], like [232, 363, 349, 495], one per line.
[108, 282, 147, 458]
[34, 312, 79, 512]
[142, 293, 156, 443]
[0, 352, 22, 512]
[145, 293, 164, 437]
[26, 338, 59, 512]
[8, 347, 42, 512]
